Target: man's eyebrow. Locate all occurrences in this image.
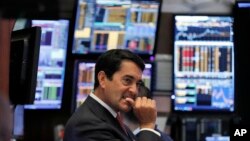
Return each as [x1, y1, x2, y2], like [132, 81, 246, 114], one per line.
[123, 75, 142, 81]
[124, 75, 143, 83]
[123, 75, 134, 79]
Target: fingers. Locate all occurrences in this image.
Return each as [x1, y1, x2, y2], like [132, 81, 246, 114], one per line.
[125, 97, 135, 107]
[133, 97, 157, 129]
[134, 97, 156, 109]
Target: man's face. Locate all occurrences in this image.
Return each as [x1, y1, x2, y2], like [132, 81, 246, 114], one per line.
[102, 60, 143, 112]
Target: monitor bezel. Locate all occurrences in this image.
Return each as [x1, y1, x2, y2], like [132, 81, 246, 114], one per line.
[9, 26, 41, 105]
[233, 1, 250, 121]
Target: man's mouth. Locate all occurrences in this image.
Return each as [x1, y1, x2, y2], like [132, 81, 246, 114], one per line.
[122, 94, 136, 101]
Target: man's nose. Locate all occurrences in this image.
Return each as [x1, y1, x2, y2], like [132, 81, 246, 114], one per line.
[129, 83, 138, 96]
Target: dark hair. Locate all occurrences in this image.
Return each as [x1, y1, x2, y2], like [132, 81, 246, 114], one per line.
[94, 49, 145, 90]
[138, 82, 152, 99]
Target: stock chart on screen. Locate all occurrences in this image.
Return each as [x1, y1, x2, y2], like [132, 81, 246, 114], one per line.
[172, 15, 235, 113]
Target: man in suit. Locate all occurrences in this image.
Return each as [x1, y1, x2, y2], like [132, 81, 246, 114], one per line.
[64, 49, 162, 141]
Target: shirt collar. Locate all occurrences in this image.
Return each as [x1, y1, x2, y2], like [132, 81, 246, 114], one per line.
[133, 127, 140, 135]
[89, 92, 117, 118]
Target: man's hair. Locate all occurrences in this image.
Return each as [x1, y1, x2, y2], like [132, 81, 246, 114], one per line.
[94, 49, 145, 90]
[138, 83, 152, 99]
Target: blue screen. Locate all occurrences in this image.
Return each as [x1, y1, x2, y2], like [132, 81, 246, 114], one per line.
[205, 136, 229, 141]
[25, 20, 70, 109]
[13, 105, 24, 138]
[172, 15, 235, 113]
[72, 0, 161, 56]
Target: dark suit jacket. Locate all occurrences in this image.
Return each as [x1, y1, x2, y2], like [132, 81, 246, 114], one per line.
[155, 129, 173, 141]
[64, 96, 163, 141]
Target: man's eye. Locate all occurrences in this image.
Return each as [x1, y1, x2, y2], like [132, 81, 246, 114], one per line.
[122, 78, 132, 85]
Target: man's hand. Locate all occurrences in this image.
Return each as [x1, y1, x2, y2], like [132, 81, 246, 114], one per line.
[132, 97, 157, 129]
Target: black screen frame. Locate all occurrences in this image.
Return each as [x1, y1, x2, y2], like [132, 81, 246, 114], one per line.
[233, 1, 250, 122]
[9, 26, 41, 105]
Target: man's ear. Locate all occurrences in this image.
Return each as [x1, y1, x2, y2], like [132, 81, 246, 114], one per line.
[98, 71, 106, 88]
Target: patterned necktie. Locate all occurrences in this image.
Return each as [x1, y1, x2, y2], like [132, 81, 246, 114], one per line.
[116, 112, 128, 136]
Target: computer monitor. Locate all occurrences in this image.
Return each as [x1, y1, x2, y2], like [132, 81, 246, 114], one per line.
[9, 26, 41, 105]
[234, 1, 250, 122]
[71, 0, 162, 59]
[24, 19, 70, 109]
[73, 60, 154, 109]
[172, 14, 235, 113]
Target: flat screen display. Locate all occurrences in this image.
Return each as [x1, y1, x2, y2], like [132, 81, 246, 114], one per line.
[72, 0, 161, 58]
[234, 1, 250, 121]
[74, 61, 153, 109]
[10, 27, 41, 105]
[172, 15, 235, 113]
[24, 19, 70, 109]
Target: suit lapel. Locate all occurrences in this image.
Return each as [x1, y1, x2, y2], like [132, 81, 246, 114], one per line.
[125, 125, 136, 141]
[85, 96, 133, 141]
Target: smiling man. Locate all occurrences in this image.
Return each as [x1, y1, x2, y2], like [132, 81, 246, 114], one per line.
[64, 49, 162, 141]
